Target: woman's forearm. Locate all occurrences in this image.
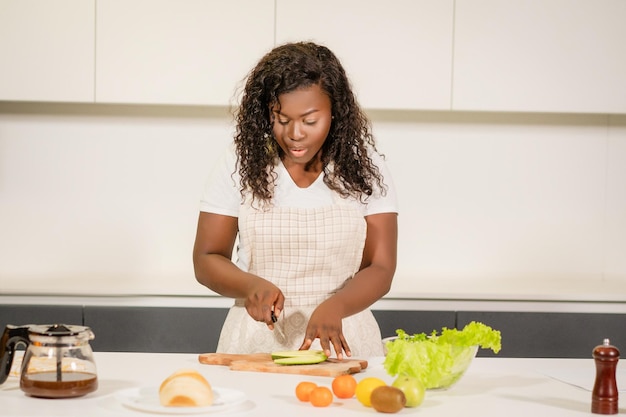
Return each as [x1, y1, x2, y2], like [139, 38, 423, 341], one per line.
[193, 253, 258, 299]
[192, 212, 263, 299]
[322, 264, 394, 319]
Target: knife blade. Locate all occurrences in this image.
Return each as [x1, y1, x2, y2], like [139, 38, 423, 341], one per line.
[271, 310, 286, 341]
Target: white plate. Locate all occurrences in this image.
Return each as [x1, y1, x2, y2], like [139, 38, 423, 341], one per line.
[115, 386, 246, 414]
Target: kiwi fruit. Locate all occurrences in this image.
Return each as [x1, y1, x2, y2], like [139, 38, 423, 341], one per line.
[370, 385, 406, 413]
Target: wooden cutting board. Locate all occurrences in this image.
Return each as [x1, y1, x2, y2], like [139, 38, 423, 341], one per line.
[198, 353, 368, 377]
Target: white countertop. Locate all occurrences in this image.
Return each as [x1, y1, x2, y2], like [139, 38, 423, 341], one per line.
[1, 352, 623, 416]
[2, 294, 626, 314]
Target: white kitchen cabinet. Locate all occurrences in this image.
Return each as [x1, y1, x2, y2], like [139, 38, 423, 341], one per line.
[0, 0, 95, 102]
[453, 0, 626, 114]
[275, 0, 454, 110]
[95, 0, 275, 105]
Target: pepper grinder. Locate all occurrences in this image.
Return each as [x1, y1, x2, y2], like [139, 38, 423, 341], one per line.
[592, 338, 619, 414]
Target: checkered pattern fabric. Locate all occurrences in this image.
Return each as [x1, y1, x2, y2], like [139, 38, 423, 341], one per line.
[216, 199, 384, 357]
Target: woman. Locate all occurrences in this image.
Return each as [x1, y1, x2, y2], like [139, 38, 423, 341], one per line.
[193, 42, 398, 359]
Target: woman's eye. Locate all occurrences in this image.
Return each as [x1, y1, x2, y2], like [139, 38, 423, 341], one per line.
[304, 119, 317, 125]
[277, 118, 289, 125]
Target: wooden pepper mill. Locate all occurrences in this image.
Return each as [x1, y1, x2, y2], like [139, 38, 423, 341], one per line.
[592, 338, 619, 414]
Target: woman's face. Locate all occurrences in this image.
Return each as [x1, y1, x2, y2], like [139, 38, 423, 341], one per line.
[271, 83, 332, 168]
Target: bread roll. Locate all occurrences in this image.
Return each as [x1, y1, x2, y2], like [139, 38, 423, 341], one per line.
[159, 368, 214, 407]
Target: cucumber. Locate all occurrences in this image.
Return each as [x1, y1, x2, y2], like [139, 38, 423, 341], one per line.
[271, 350, 327, 365]
[270, 350, 325, 360]
[273, 354, 328, 365]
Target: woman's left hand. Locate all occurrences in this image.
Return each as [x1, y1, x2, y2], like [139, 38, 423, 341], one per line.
[299, 302, 351, 359]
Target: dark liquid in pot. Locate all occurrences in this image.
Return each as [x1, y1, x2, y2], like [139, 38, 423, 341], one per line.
[20, 371, 98, 398]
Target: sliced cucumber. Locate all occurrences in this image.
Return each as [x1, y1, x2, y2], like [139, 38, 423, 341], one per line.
[271, 350, 328, 365]
[273, 354, 327, 365]
[270, 350, 325, 360]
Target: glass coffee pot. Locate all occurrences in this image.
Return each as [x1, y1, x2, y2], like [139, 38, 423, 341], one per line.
[0, 324, 98, 398]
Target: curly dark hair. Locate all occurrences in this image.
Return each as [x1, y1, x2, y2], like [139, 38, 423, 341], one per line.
[233, 41, 386, 205]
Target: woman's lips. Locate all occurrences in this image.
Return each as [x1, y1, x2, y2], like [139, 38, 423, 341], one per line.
[289, 148, 306, 157]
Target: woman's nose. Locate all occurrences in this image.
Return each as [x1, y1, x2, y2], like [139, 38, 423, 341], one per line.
[288, 122, 305, 141]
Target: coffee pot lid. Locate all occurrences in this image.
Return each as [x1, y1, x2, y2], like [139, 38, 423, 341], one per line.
[27, 324, 92, 336]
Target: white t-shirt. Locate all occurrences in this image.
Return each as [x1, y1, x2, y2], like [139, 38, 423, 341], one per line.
[199, 144, 398, 271]
[200, 144, 399, 216]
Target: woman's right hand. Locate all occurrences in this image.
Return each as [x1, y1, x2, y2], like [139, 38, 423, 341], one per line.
[244, 279, 285, 329]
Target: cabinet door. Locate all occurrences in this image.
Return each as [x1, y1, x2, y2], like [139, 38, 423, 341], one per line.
[453, 0, 626, 113]
[0, 0, 95, 102]
[275, 0, 454, 110]
[95, 0, 275, 106]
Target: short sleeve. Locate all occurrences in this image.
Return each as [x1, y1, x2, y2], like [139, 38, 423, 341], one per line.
[199, 145, 241, 217]
[363, 151, 399, 216]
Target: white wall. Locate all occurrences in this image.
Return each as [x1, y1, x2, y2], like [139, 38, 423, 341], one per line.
[1, 103, 625, 302]
[372, 111, 626, 301]
[0, 103, 231, 296]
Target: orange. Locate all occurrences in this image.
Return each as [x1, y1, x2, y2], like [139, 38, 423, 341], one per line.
[355, 377, 387, 407]
[332, 374, 357, 399]
[295, 381, 317, 402]
[309, 386, 333, 407]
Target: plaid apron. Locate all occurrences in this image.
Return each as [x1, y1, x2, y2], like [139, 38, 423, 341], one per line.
[216, 196, 384, 358]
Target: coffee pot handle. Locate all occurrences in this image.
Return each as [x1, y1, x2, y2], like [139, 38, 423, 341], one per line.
[0, 325, 31, 385]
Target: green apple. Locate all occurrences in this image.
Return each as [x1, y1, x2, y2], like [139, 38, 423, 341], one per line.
[391, 375, 425, 407]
